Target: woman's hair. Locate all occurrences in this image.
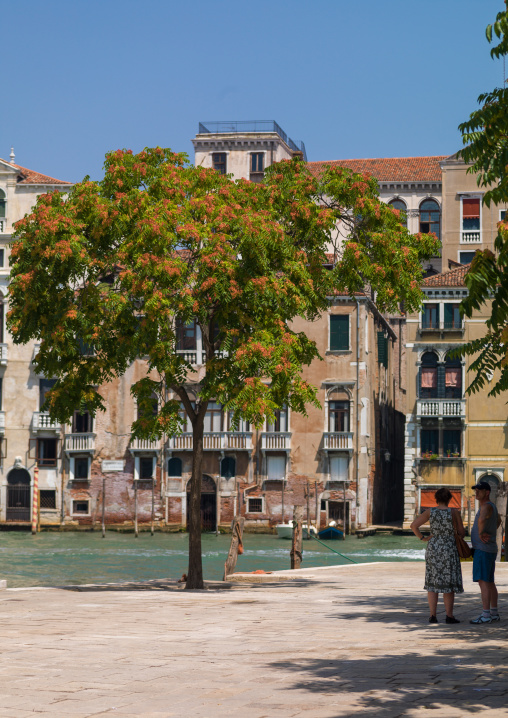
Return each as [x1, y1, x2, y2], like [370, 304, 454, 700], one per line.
[434, 487, 452, 505]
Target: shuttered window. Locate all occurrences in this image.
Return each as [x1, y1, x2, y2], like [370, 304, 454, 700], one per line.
[330, 315, 349, 351]
[377, 332, 388, 367]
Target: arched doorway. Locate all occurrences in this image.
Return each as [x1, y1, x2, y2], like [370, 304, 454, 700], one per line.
[6, 468, 31, 522]
[186, 475, 216, 531]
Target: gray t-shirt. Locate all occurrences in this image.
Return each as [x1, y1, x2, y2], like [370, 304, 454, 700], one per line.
[471, 501, 498, 554]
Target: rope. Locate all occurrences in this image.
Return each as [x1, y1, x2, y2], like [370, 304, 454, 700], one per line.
[307, 532, 358, 563]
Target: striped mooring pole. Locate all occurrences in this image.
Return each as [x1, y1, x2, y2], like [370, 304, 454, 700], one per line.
[31, 465, 39, 535]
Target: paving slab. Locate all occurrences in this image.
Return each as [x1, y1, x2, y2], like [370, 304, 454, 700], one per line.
[0, 562, 507, 717]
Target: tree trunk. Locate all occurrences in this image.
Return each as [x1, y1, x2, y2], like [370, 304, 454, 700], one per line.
[186, 412, 205, 589]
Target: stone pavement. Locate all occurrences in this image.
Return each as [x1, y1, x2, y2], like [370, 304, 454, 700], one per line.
[1, 562, 508, 718]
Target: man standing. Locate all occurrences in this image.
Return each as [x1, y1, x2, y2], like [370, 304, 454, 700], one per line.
[470, 481, 502, 624]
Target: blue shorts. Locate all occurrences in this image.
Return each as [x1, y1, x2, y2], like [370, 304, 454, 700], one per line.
[472, 549, 496, 583]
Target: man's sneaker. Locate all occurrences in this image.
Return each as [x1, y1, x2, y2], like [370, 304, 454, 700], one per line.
[490, 614, 501, 622]
[470, 614, 492, 624]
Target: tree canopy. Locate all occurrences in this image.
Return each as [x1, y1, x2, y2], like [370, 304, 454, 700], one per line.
[458, 4, 508, 396]
[8, 147, 438, 587]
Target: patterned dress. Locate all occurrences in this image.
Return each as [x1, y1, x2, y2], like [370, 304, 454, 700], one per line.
[424, 507, 464, 594]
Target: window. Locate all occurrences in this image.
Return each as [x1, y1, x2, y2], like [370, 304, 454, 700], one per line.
[139, 457, 154, 480]
[443, 429, 461, 456]
[388, 198, 407, 228]
[36, 438, 57, 467]
[247, 497, 263, 513]
[204, 402, 223, 432]
[419, 199, 440, 239]
[421, 429, 439, 456]
[0, 189, 5, 219]
[461, 197, 481, 242]
[420, 352, 438, 399]
[443, 304, 462, 330]
[176, 319, 197, 351]
[501, 210, 507, 221]
[212, 153, 227, 175]
[39, 379, 56, 411]
[422, 304, 439, 330]
[168, 457, 182, 477]
[250, 153, 264, 182]
[377, 332, 388, 367]
[0, 302, 3, 343]
[0, 249, 4, 267]
[227, 414, 250, 432]
[74, 456, 89, 480]
[220, 456, 236, 479]
[329, 400, 349, 432]
[0, 377, 2, 411]
[178, 402, 194, 432]
[267, 455, 286, 481]
[330, 455, 348, 481]
[445, 353, 462, 399]
[137, 392, 158, 422]
[39, 490, 56, 509]
[267, 406, 288, 432]
[72, 500, 89, 515]
[72, 410, 93, 433]
[459, 251, 476, 265]
[329, 314, 349, 351]
[77, 336, 94, 356]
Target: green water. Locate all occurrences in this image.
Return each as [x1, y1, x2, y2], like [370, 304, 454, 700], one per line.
[0, 531, 425, 588]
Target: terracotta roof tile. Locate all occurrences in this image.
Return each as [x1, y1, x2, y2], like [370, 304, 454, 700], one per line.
[421, 263, 470, 288]
[307, 156, 446, 183]
[0, 160, 71, 186]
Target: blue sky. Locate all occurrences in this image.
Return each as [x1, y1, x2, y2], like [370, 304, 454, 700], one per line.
[1, 0, 504, 183]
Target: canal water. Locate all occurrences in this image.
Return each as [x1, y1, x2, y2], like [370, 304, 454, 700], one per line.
[0, 531, 425, 588]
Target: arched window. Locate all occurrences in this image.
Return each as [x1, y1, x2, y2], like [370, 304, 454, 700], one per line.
[328, 389, 350, 432]
[167, 457, 182, 477]
[419, 199, 440, 239]
[0, 189, 5, 219]
[444, 353, 462, 399]
[420, 352, 438, 399]
[220, 456, 236, 479]
[388, 198, 407, 228]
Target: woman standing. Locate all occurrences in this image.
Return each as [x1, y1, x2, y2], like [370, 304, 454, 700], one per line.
[411, 488, 465, 624]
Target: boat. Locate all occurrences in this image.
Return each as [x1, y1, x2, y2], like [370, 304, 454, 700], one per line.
[318, 526, 344, 540]
[276, 523, 317, 539]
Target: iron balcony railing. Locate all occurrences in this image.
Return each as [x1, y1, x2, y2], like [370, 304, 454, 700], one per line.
[167, 431, 253, 451]
[198, 121, 307, 161]
[323, 432, 354, 451]
[416, 399, 466, 418]
[32, 412, 61, 432]
[65, 433, 96, 453]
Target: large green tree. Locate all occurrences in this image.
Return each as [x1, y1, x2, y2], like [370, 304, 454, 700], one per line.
[8, 148, 437, 588]
[458, 3, 508, 396]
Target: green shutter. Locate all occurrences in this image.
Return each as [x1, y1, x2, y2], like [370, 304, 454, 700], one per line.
[444, 303, 453, 329]
[330, 315, 349, 350]
[377, 332, 388, 367]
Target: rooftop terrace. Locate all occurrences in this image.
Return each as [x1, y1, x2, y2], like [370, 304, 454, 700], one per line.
[198, 120, 307, 161]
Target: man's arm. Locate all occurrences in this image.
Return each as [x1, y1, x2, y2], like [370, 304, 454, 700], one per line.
[478, 503, 493, 542]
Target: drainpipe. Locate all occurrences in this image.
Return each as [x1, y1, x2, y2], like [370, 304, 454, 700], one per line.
[355, 299, 360, 526]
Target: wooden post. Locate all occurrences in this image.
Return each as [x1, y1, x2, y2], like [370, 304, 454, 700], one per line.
[134, 479, 138, 538]
[290, 506, 303, 569]
[306, 481, 310, 539]
[343, 481, 347, 539]
[223, 516, 245, 580]
[216, 475, 220, 536]
[151, 476, 155, 536]
[281, 480, 285, 523]
[315, 481, 319, 530]
[467, 492, 471, 535]
[495, 483, 508, 562]
[31, 465, 39, 535]
[102, 474, 106, 538]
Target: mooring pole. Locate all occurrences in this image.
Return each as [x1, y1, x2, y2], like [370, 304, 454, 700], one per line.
[343, 481, 347, 539]
[151, 476, 155, 536]
[281, 480, 285, 524]
[102, 474, 106, 538]
[223, 516, 245, 580]
[306, 481, 310, 540]
[290, 506, 303, 569]
[315, 481, 319, 530]
[134, 479, 138, 538]
[31, 465, 39, 535]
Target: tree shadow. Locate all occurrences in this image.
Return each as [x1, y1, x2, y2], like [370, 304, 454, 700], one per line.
[268, 591, 508, 716]
[59, 576, 318, 592]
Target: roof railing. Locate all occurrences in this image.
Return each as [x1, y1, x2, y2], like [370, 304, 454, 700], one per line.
[198, 121, 307, 161]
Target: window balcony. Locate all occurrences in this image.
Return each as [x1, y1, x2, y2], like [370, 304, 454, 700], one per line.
[0, 219, 6, 234]
[129, 437, 160, 454]
[261, 432, 291, 451]
[323, 432, 354, 451]
[0, 344, 7, 366]
[176, 350, 198, 364]
[32, 412, 61, 432]
[460, 230, 481, 244]
[0, 411, 5, 434]
[416, 399, 466, 419]
[65, 433, 95, 454]
[167, 431, 253, 452]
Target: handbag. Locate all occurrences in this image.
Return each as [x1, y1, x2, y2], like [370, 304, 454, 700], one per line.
[452, 509, 472, 559]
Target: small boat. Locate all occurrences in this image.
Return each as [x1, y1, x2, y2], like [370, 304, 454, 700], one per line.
[318, 526, 344, 540]
[276, 523, 317, 539]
